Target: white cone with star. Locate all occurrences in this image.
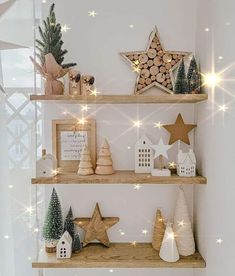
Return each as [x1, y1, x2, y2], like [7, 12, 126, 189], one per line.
[151, 138, 172, 176]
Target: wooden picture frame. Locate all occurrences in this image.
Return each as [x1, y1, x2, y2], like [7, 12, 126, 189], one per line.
[52, 119, 96, 173]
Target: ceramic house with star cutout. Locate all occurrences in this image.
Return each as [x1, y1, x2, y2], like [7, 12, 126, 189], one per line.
[177, 149, 196, 177]
[135, 135, 153, 173]
[56, 231, 72, 259]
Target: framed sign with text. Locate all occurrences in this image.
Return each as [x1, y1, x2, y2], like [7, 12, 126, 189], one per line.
[52, 119, 96, 173]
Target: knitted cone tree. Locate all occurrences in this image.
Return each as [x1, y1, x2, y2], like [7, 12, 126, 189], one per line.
[173, 186, 195, 256]
[63, 207, 75, 240]
[95, 139, 114, 175]
[73, 232, 82, 253]
[36, 3, 76, 69]
[42, 188, 63, 252]
[152, 209, 166, 251]
[77, 146, 94, 175]
[159, 222, 179, 263]
[187, 56, 200, 93]
[174, 59, 189, 94]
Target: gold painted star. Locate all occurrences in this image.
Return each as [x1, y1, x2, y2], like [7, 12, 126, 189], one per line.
[163, 113, 197, 145]
[120, 27, 191, 95]
[74, 203, 119, 247]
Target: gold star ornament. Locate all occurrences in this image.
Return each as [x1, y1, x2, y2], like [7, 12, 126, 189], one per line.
[120, 27, 191, 95]
[163, 114, 197, 145]
[74, 203, 119, 247]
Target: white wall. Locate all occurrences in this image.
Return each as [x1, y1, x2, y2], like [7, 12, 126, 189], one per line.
[194, 0, 235, 276]
[41, 0, 198, 275]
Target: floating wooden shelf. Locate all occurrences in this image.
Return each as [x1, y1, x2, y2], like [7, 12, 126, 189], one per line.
[32, 243, 206, 268]
[29, 94, 208, 104]
[31, 170, 207, 185]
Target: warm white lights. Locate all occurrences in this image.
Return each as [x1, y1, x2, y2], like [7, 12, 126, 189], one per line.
[154, 121, 163, 129]
[81, 105, 90, 112]
[216, 238, 223, 244]
[78, 118, 87, 125]
[8, 184, 14, 189]
[88, 11, 97, 17]
[133, 121, 142, 128]
[133, 184, 142, 190]
[204, 28, 210, 32]
[142, 229, 148, 235]
[168, 162, 176, 169]
[120, 231, 125, 236]
[167, 232, 175, 240]
[178, 220, 185, 227]
[109, 269, 114, 273]
[34, 228, 39, 233]
[129, 24, 134, 28]
[61, 24, 70, 32]
[51, 169, 58, 176]
[90, 88, 100, 96]
[218, 105, 228, 112]
[218, 56, 223, 60]
[204, 73, 221, 87]
[25, 206, 34, 214]
[42, 0, 47, 3]
[4, 235, 9, 239]
[131, 241, 137, 246]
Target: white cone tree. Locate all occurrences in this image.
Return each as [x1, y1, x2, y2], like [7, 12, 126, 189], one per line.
[159, 222, 179, 262]
[173, 186, 195, 256]
[77, 146, 94, 175]
[95, 139, 114, 175]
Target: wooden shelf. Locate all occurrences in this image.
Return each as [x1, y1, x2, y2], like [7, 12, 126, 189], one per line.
[32, 243, 206, 268]
[31, 170, 207, 185]
[29, 94, 208, 104]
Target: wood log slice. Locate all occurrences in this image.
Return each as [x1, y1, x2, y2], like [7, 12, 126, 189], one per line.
[139, 78, 145, 85]
[160, 66, 166, 73]
[156, 73, 165, 83]
[150, 66, 159, 76]
[154, 57, 162, 66]
[171, 60, 176, 66]
[137, 84, 143, 90]
[167, 84, 173, 90]
[157, 45, 162, 51]
[139, 54, 148, 64]
[151, 75, 156, 81]
[162, 81, 167, 86]
[145, 78, 152, 85]
[163, 54, 172, 63]
[153, 36, 158, 42]
[141, 69, 150, 78]
[151, 42, 158, 49]
[134, 54, 139, 60]
[173, 54, 178, 59]
[128, 55, 134, 61]
[166, 63, 172, 70]
[167, 78, 172, 84]
[166, 73, 170, 79]
[158, 51, 164, 57]
[147, 60, 154, 67]
[147, 49, 157, 58]
[144, 64, 148, 69]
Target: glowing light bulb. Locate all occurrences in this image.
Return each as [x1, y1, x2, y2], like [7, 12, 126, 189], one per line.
[8, 184, 14, 189]
[4, 235, 9, 239]
[26, 206, 34, 214]
[62, 111, 68, 115]
[178, 220, 185, 227]
[120, 231, 125, 236]
[127, 146, 131, 150]
[204, 28, 210, 32]
[154, 122, 163, 129]
[218, 105, 228, 112]
[61, 24, 70, 32]
[42, 0, 46, 3]
[88, 11, 97, 17]
[34, 228, 39, 233]
[129, 24, 134, 28]
[204, 73, 221, 87]
[133, 121, 142, 128]
[167, 233, 175, 240]
[131, 241, 137, 246]
[51, 169, 58, 176]
[218, 56, 223, 60]
[168, 162, 176, 169]
[142, 229, 148, 235]
[109, 269, 114, 273]
[78, 118, 87, 125]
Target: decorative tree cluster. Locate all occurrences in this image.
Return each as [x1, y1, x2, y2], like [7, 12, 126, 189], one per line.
[42, 188, 63, 242]
[173, 56, 200, 94]
[36, 3, 76, 69]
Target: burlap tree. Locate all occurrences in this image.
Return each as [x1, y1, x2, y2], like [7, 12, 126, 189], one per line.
[152, 209, 166, 251]
[95, 139, 114, 175]
[42, 188, 63, 252]
[173, 186, 195, 256]
[77, 146, 94, 175]
[159, 222, 179, 263]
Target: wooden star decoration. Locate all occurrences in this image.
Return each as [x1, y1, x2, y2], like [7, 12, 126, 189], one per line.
[74, 203, 119, 247]
[163, 114, 197, 145]
[120, 27, 191, 95]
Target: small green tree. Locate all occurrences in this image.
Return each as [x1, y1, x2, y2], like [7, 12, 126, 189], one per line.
[63, 207, 75, 240]
[174, 59, 188, 94]
[42, 188, 63, 242]
[73, 232, 82, 252]
[187, 56, 200, 93]
[36, 3, 76, 68]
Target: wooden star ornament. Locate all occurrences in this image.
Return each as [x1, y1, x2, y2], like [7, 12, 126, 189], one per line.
[163, 114, 197, 145]
[74, 203, 119, 247]
[120, 26, 191, 95]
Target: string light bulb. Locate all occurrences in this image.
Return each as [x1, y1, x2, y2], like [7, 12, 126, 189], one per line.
[142, 229, 148, 235]
[90, 88, 100, 96]
[216, 238, 223, 244]
[154, 122, 163, 129]
[61, 24, 70, 32]
[133, 184, 142, 190]
[218, 105, 228, 112]
[81, 105, 90, 112]
[133, 121, 142, 128]
[88, 11, 97, 17]
[204, 73, 221, 87]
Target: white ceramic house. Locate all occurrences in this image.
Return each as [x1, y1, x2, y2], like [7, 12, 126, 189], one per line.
[56, 231, 73, 259]
[135, 135, 153, 173]
[36, 149, 57, 177]
[177, 149, 196, 177]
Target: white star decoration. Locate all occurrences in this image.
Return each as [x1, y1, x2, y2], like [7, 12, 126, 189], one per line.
[151, 138, 172, 160]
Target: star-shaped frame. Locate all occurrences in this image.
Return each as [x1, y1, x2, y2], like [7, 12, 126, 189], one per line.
[74, 203, 119, 247]
[163, 114, 197, 145]
[120, 27, 191, 95]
